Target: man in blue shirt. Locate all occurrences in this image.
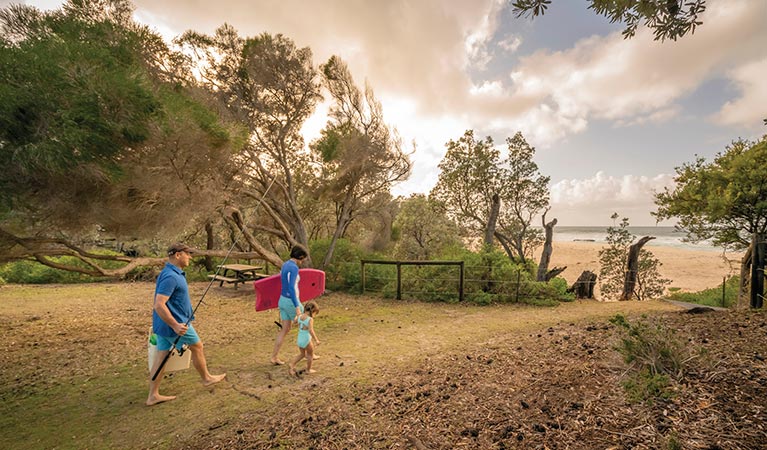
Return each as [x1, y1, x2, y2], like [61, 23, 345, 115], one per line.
[146, 243, 226, 406]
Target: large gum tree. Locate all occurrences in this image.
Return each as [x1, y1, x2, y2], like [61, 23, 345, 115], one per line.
[177, 27, 323, 267]
[654, 136, 767, 304]
[431, 130, 549, 264]
[0, 0, 245, 276]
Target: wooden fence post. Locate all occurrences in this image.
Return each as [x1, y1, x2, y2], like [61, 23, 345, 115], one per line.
[750, 233, 765, 308]
[361, 260, 366, 295]
[396, 263, 402, 300]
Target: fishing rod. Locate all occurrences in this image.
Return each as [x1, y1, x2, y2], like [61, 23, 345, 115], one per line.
[152, 177, 277, 381]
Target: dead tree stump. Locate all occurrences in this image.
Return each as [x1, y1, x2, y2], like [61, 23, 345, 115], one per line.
[621, 236, 655, 301]
[536, 215, 558, 282]
[569, 270, 597, 299]
[545, 266, 567, 282]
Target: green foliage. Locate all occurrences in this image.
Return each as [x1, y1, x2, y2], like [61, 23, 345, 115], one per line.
[548, 276, 575, 302]
[316, 240, 568, 306]
[598, 215, 670, 300]
[0, 255, 121, 284]
[0, 1, 241, 243]
[610, 314, 691, 404]
[666, 432, 683, 450]
[511, 0, 707, 41]
[392, 194, 461, 260]
[654, 136, 767, 251]
[0, 3, 157, 212]
[622, 369, 673, 404]
[430, 130, 499, 238]
[309, 238, 385, 292]
[667, 276, 739, 308]
[444, 247, 561, 306]
[430, 130, 549, 263]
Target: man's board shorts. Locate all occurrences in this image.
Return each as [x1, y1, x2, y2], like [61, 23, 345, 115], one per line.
[155, 323, 200, 351]
[278, 295, 304, 321]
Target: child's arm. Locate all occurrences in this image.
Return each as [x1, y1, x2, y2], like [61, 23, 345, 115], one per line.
[308, 317, 320, 345]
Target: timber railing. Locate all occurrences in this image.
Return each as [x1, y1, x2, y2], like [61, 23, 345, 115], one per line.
[361, 260, 465, 302]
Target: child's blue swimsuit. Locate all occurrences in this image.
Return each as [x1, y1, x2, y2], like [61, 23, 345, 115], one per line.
[296, 316, 311, 349]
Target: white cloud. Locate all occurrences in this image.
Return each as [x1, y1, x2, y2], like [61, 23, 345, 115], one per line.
[470, 80, 504, 96]
[712, 56, 767, 129]
[463, 0, 506, 71]
[504, 0, 767, 143]
[498, 34, 522, 54]
[616, 105, 682, 127]
[549, 172, 675, 226]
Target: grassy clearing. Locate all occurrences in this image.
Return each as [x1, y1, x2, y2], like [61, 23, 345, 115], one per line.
[0, 282, 678, 449]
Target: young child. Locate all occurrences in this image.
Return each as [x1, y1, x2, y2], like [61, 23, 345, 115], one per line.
[289, 301, 321, 376]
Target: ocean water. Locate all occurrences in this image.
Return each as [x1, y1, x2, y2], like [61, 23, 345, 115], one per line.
[550, 226, 720, 251]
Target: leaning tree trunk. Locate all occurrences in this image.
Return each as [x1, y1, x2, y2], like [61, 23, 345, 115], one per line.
[620, 236, 655, 301]
[569, 270, 597, 299]
[536, 215, 557, 281]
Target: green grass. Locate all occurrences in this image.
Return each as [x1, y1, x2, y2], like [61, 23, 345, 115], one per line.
[666, 276, 739, 308]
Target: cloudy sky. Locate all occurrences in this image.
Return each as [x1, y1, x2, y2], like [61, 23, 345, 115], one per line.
[11, 0, 767, 225]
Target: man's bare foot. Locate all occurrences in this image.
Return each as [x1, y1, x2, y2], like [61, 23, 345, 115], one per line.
[288, 365, 297, 377]
[202, 373, 226, 387]
[146, 394, 176, 406]
[307, 369, 317, 374]
[270, 359, 285, 366]
[312, 354, 320, 360]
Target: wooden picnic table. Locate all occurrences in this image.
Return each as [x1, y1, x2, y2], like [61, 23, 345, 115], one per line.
[208, 263, 267, 289]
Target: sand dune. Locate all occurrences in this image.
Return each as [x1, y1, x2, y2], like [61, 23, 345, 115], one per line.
[536, 241, 744, 294]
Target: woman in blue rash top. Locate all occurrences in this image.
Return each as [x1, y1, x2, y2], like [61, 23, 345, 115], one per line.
[270, 245, 308, 365]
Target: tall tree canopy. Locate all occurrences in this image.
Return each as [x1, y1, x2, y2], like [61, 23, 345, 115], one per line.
[431, 130, 501, 248]
[393, 194, 460, 261]
[512, 0, 706, 41]
[0, 0, 243, 274]
[431, 130, 548, 263]
[178, 27, 323, 267]
[495, 132, 550, 263]
[311, 56, 411, 268]
[654, 136, 767, 251]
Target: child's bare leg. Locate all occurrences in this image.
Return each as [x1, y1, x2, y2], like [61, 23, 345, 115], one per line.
[305, 343, 316, 374]
[289, 348, 305, 376]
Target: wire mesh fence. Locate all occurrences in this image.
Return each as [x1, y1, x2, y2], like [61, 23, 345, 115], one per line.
[323, 258, 746, 306]
[336, 260, 574, 305]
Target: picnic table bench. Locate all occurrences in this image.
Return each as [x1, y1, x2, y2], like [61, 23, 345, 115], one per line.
[208, 264, 267, 289]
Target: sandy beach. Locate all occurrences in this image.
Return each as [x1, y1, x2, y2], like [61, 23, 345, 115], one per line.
[537, 241, 744, 294]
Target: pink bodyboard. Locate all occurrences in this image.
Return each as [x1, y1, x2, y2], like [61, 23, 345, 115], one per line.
[254, 268, 326, 311]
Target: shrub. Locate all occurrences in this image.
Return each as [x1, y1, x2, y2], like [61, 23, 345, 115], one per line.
[609, 314, 692, 404]
[0, 257, 113, 284]
[667, 276, 739, 308]
[599, 215, 670, 300]
[310, 238, 389, 293]
[622, 369, 673, 404]
[549, 276, 575, 302]
[319, 241, 571, 306]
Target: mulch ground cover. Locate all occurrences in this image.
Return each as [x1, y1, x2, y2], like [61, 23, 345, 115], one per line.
[185, 307, 767, 450]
